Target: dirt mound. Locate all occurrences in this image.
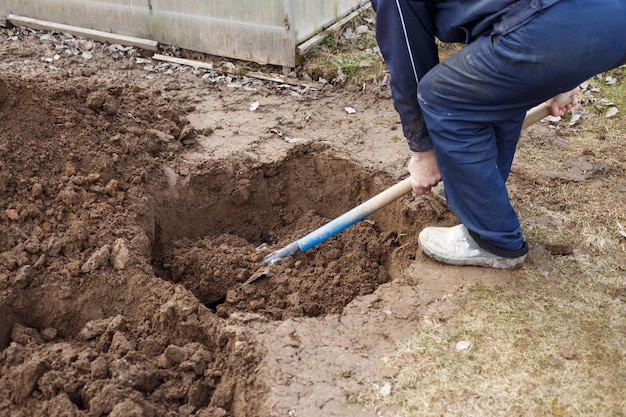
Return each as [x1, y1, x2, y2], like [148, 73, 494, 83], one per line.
[0, 19, 466, 414]
[161, 212, 395, 319]
[0, 49, 445, 416]
[0, 72, 267, 416]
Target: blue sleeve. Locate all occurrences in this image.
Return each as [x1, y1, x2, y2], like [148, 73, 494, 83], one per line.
[371, 0, 440, 152]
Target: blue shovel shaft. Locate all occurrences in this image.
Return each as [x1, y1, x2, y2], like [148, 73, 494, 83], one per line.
[261, 177, 413, 265]
[260, 99, 568, 266]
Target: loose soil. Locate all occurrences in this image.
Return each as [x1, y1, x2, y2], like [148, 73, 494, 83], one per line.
[0, 25, 521, 416]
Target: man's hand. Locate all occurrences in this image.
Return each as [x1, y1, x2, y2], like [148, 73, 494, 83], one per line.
[546, 87, 580, 117]
[408, 150, 441, 196]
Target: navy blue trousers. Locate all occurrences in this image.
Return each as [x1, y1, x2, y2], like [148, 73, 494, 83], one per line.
[418, 0, 626, 252]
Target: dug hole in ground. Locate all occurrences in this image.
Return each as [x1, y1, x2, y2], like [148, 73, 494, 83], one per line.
[1, 23, 621, 417]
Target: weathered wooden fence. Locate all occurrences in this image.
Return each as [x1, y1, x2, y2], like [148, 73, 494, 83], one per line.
[0, 0, 366, 68]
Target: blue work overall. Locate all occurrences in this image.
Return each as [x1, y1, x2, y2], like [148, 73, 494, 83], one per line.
[373, 0, 626, 253]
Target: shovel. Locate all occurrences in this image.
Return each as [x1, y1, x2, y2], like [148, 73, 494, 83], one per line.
[258, 96, 575, 268]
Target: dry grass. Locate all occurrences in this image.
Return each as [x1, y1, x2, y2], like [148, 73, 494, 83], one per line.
[305, 9, 626, 416]
[300, 7, 461, 86]
[300, 6, 386, 85]
[378, 282, 626, 416]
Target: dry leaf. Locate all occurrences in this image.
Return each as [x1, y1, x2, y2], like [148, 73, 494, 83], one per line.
[569, 112, 582, 126]
[606, 107, 618, 118]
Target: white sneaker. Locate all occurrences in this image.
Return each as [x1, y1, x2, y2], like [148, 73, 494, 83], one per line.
[418, 224, 527, 269]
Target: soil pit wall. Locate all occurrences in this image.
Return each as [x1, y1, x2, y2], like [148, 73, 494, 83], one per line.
[150, 152, 421, 320]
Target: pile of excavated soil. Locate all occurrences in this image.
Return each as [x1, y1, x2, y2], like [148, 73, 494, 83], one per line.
[0, 70, 258, 416]
[0, 25, 457, 416]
